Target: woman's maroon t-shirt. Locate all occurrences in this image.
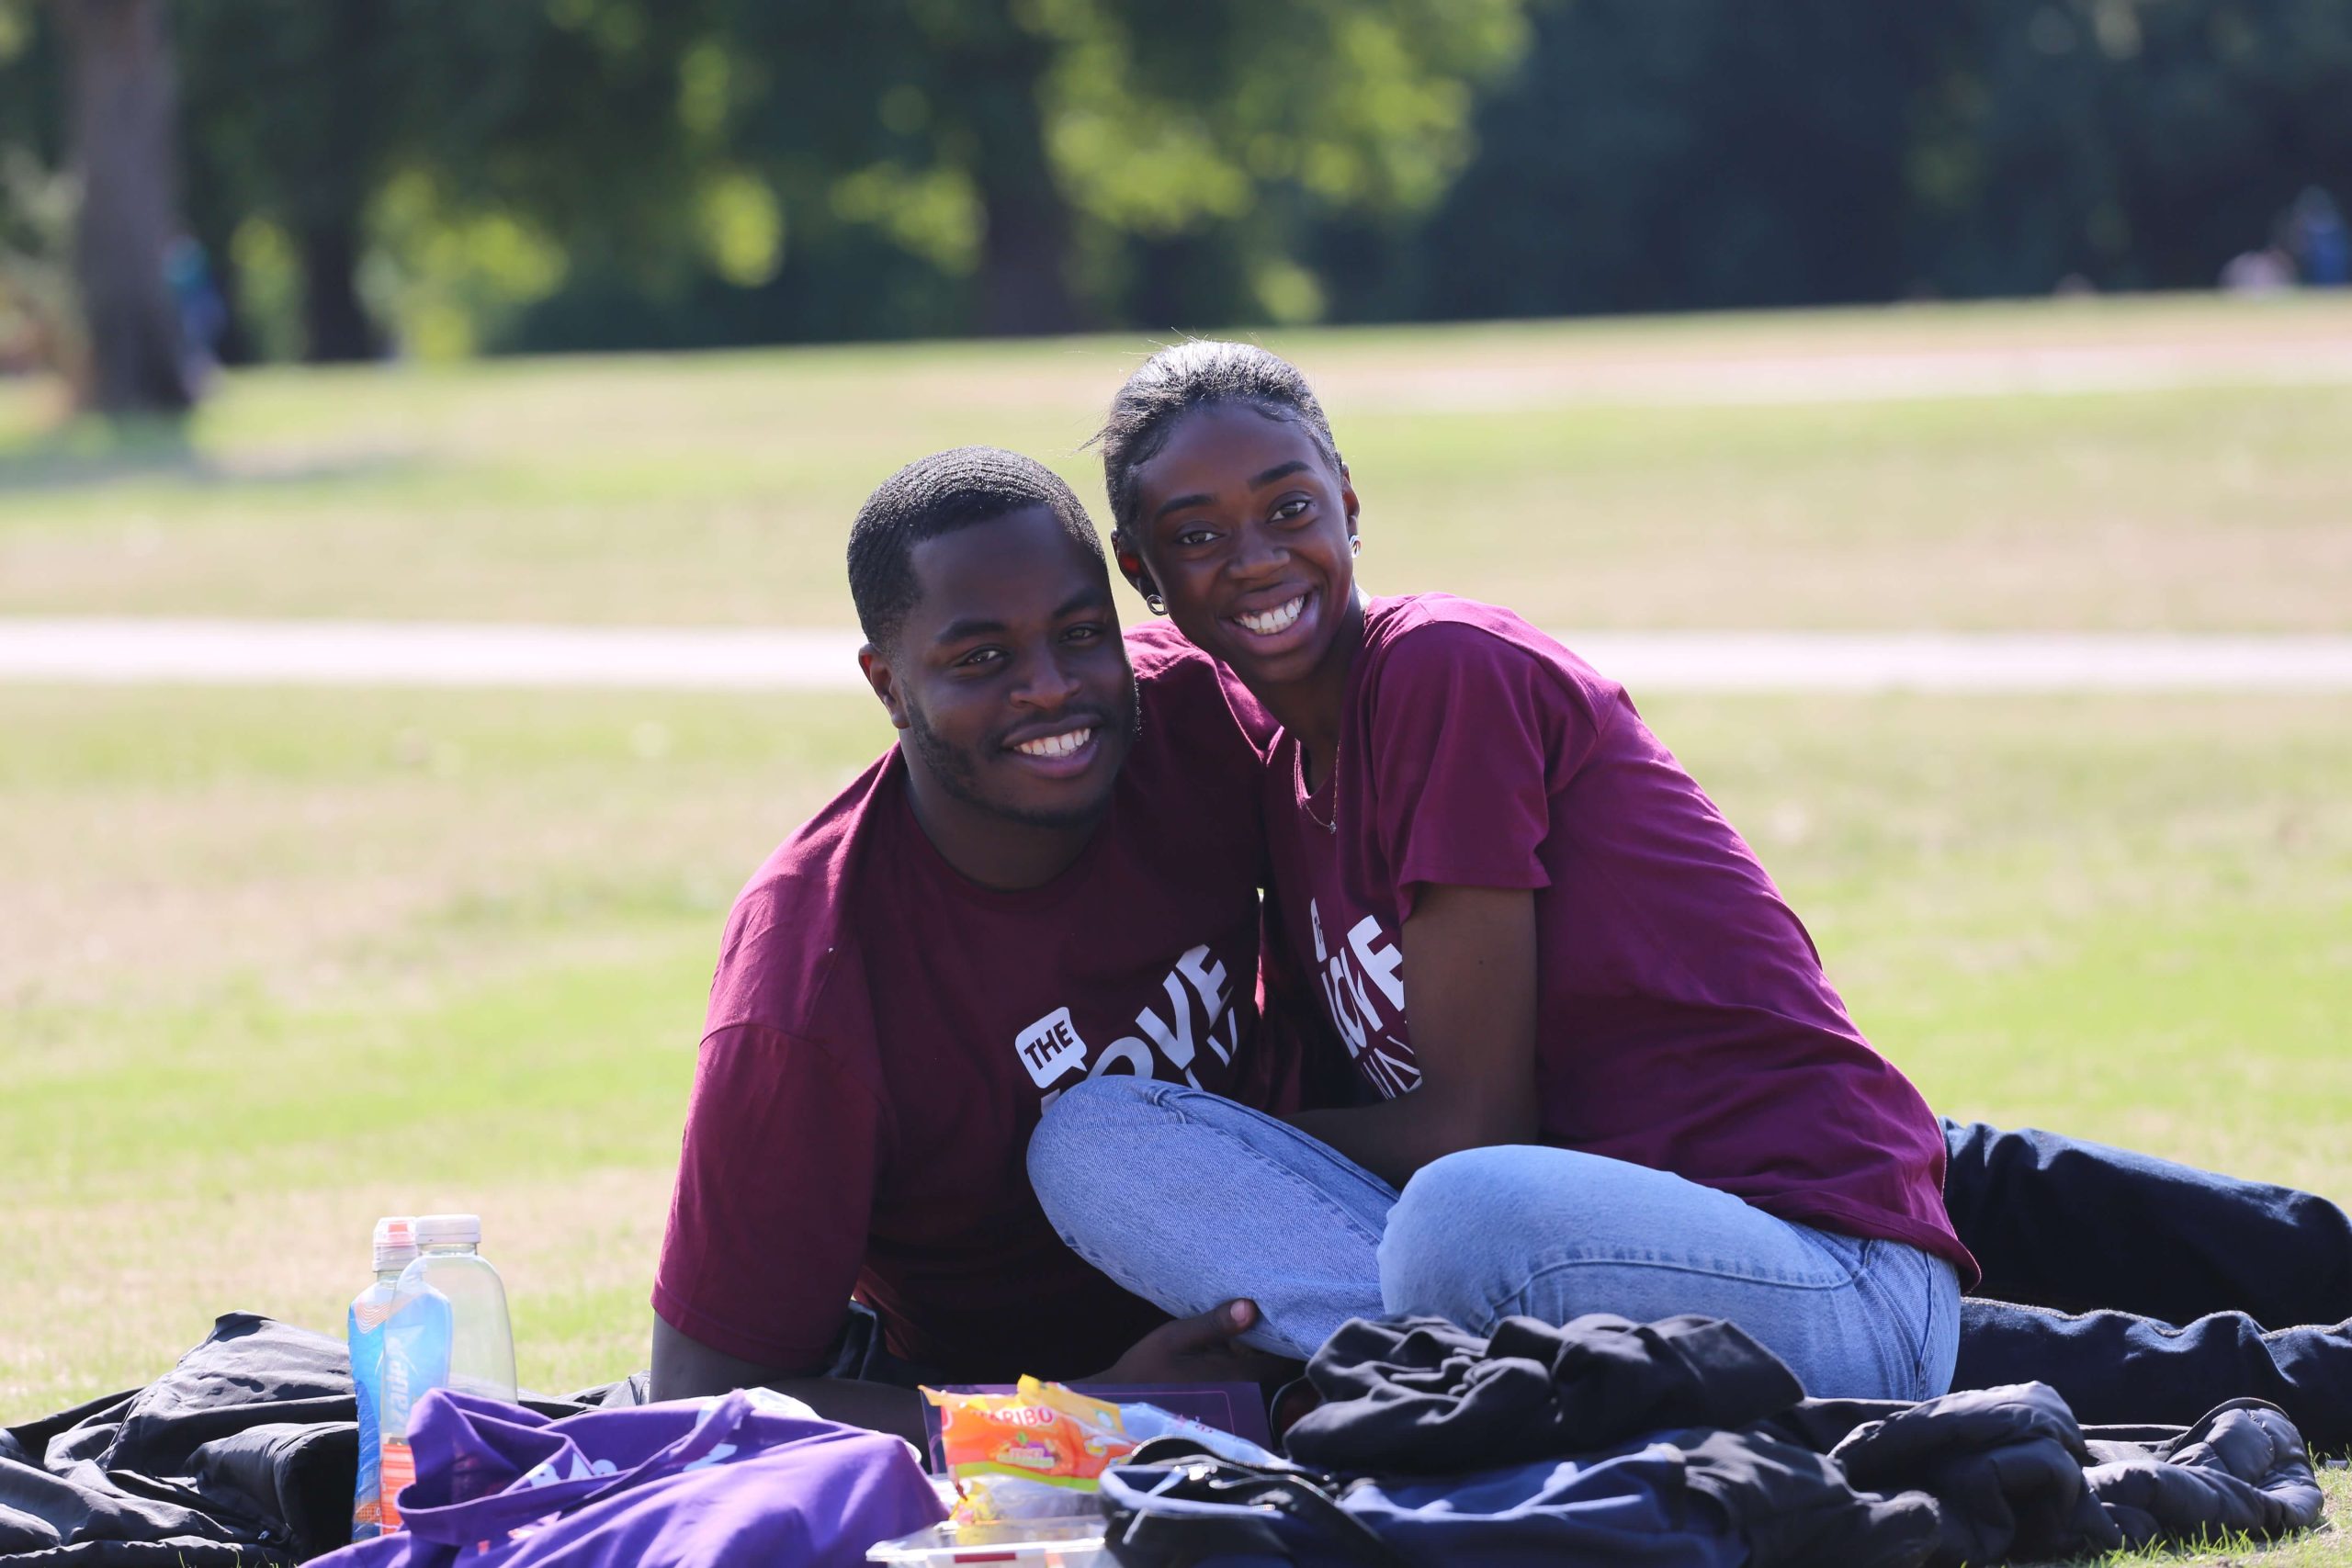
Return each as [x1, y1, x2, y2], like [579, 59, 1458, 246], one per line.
[654, 623, 1289, 1380]
[1267, 593, 1976, 1283]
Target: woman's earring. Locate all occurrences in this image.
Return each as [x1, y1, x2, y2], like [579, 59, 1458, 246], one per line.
[1350, 535, 1363, 556]
[1146, 592, 1168, 615]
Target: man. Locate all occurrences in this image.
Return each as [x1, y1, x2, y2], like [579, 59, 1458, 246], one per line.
[653, 446, 2352, 1444]
[650, 448, 1295, 1440]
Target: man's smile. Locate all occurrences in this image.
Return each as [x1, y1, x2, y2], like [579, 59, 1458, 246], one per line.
[1003, 722, 1106, 778]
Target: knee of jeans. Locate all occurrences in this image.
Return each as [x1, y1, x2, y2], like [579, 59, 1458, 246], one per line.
[1025, 1076, 1167, 1223]
[1378, 1147, 1551, 1328]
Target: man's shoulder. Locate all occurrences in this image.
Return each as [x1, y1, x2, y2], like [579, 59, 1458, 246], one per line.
[1126, 617, 1278, 757]
[707, 750, 901, 1048]
[1125, 617, 1220, 700]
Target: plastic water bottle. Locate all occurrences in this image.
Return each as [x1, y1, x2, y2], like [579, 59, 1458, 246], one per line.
[397, 1213, 518, 1400]
[348, 1216, 417, 1540]
[379, 1213, 516, 1529]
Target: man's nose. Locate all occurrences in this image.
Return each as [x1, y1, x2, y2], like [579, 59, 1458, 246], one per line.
[1011, 646, 1083, 708]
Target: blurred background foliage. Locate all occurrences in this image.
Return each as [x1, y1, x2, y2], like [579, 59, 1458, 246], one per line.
[0, 0, 2346, 376]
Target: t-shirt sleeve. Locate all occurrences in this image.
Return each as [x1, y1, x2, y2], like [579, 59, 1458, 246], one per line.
[1131, 619, 1278, 887]
[1366, 624, 1583, 919]
[651, 1021, 879, 1371]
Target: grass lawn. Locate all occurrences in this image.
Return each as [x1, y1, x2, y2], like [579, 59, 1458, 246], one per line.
[4, 299, 2350, 1561]
[3, 294, 2349, 633]
[6, 689, 2347, 1488]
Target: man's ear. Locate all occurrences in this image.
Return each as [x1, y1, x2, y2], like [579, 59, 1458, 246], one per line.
[857, 643, 912, 731]
[1111, 529, 1161, 606]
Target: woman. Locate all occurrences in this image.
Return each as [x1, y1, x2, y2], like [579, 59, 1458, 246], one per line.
[1025, 341, 1975, 1401]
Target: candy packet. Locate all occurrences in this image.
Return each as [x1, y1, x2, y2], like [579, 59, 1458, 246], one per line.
[923, 1377, 1277, 1524]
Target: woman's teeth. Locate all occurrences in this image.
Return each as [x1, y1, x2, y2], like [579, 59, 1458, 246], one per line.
[1237, 596, 1306, 637]
[1013, 728, 1092, 759]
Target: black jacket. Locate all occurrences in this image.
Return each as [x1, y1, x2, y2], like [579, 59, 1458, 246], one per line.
[1106, 1314, 2324, 1568]
[10, 1311, 2324, 1567]
[0, 1314, 625, 1566]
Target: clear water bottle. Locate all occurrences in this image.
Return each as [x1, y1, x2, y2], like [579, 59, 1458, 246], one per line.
[348, 1216, 416, 1540]
[378, 1213, 516, 1529]
[397, 1213, 518, 1403]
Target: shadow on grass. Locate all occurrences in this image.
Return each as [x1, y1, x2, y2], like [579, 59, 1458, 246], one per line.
[0, 414, 413, 496]
[0, 414, 198, 493]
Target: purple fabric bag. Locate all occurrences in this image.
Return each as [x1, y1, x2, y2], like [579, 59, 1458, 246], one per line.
[311, 1386, 944, 1567]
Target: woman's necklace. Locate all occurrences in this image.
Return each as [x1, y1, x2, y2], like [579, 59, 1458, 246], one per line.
[1297, 742, 1339, 836]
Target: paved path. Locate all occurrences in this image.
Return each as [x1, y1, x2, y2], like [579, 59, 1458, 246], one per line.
[4, 618, 2350, 693]
[1347, 338, 2352, 412]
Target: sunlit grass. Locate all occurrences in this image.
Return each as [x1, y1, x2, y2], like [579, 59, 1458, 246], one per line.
[4, 294, 2348, 629]
[6, 685, 2346, 1426]
[6, 298, 2350, 1562]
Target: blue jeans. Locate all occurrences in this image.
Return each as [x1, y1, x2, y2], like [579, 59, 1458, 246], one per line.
[1028, 1077, 1962, 1402]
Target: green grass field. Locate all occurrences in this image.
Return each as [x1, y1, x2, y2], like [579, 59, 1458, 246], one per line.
[5, 294, 2349, 633]
[5, 297, 2349, 1562]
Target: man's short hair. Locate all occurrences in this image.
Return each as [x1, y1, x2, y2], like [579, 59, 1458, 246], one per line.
[847, 446, 1107, 651]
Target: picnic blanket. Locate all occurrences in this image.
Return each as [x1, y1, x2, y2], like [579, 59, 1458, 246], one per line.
[0, 1314, 630, 1566]
[1100, 1314, 2322, 1567]
[3, 1310, 2327, 1565]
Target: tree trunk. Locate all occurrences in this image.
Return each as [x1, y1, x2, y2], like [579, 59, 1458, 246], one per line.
[977, 171, 1078, 337]
[62, 0, 193, 415]
[300, 220, 378, 362]
[294, 0, 383, 362]
[958, 21, 1080, 337]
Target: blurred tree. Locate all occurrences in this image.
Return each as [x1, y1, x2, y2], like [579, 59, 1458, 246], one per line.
[176, 1, 389, 361]
[718, 0, 1531, 336]
[20, 0, 2347, 363]
[174, 0, 734, 361]
[1062, 0, 1530, 327]
[0, 0, 78, 382]
[61, 0, 192, 412]
[18, 0, 1533, 357]
[1908, 0, 2352, 295]
[1320, 0, 1950, 320]
[899, 0, 1070, 334]
[1332, 0, 2352, 321]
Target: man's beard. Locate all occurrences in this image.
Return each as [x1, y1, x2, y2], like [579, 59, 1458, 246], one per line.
[903, 672, 1141, 831]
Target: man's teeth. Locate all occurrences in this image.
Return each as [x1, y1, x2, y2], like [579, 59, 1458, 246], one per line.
[1237, 596, 1306, 636]
[1013, 728, 1092, 759]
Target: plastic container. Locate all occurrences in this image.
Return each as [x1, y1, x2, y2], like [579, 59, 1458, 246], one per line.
[347, 1216, 417, 1541]
[866, 1517, 1104, 1565]
[397, 1213, 518, 1402]
[379, 1213, 516, 1529]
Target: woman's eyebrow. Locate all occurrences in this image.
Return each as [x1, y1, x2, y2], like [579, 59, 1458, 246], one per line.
[1151, 491, 1212, 522]
[1150, 460, 1311, 524]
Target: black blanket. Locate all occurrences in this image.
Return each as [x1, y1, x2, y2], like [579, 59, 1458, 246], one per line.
[0, 1314, 624, 1566]
[6, 1311, 2327, 1566]
[1276, 1314, 2324, 1566]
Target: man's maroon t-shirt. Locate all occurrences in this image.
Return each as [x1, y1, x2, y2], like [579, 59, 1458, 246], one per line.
[1268, 593, 1977, 1283]
[654, 623, 1283, 1381]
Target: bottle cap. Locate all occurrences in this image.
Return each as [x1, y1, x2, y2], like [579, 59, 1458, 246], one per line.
[372, 1215, 418, 1271]
[413, 1213, 482, 1248]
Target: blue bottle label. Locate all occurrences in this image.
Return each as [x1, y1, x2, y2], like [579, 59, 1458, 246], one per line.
[348, 1287, 400, 1538]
